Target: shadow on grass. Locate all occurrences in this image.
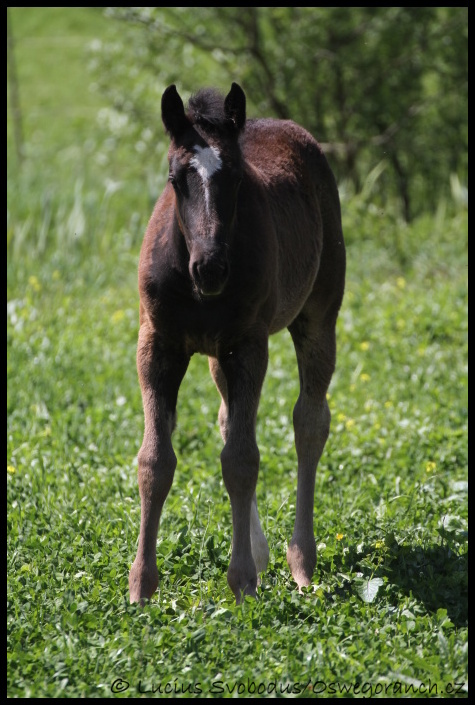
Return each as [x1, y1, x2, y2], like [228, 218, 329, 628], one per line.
[323, 540, 468, 629]
[384, 543, 468, 629]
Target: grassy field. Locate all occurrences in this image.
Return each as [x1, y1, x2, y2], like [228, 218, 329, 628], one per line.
[7, 8, 468, 698]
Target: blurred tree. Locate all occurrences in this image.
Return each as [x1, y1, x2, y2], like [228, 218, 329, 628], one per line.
[89, 7, 467, 221]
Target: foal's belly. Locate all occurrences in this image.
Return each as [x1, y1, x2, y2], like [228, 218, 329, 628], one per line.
[269, 220, 322, 334]
[269, 268, 319, 334]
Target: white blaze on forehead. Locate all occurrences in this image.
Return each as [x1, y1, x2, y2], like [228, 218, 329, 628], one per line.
[190, 145, 222, 213]
[190, 145, 222, 181]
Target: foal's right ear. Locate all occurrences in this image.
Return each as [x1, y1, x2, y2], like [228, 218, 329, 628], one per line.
[161, 85, 190, 139]
[224, 82, 246, 132]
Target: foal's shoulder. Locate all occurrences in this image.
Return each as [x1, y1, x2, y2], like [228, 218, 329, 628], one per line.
[241, 118, 324, 173]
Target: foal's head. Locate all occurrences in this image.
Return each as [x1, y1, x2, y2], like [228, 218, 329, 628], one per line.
[162, 83, 246, 298]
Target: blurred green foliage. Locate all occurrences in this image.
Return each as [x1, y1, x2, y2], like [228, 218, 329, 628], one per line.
[89, 7, 467, 221]
[7, 7, 467, 272]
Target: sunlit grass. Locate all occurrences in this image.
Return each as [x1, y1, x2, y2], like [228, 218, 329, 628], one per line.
[7, 207, 468, 696]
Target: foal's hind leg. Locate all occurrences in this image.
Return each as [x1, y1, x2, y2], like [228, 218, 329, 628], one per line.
[209, 356, 270, 579]
[286, 312, 337, 590]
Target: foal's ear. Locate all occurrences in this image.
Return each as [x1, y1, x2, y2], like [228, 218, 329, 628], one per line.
[161, 85, 190, 139]
[224, 82, 246, 132]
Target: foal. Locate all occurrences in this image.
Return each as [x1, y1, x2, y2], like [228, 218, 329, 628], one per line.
[129, 83, 346, 604]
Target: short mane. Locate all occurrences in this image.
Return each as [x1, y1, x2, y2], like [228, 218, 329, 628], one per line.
[187, 88, 234, 134]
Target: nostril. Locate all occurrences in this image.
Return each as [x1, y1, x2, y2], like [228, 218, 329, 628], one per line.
[191, 259, 200, 282]
[190, 256, 207, 290]
[212, 258, 229, 284]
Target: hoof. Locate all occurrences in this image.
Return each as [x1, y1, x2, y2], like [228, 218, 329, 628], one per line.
[227, 564, 258, 604]
[234, 584, 257, 605]
[251, 533, 270, 576]
[129, 559, 158, 604]
[286, 538, 316, 590]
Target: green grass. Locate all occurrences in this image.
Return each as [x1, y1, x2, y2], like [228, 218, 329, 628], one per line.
[8, 8, 467, 698]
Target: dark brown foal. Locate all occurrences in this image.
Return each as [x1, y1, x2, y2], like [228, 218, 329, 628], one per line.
[128, 83, 345, 604]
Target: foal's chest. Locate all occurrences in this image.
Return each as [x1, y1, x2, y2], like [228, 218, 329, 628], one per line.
[153, 292, 251, 357]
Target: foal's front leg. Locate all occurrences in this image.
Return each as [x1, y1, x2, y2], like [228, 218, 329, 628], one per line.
[217, 334, 268, 603]
[129, 324, 189, 604]
[209, 356, 270, 579]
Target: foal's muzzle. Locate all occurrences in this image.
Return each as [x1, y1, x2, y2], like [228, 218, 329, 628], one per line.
[189, 248, 230, 297]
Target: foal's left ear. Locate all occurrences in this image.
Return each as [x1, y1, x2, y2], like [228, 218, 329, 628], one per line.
[161, 84, 190, 139]
[224, 83, 246, 132]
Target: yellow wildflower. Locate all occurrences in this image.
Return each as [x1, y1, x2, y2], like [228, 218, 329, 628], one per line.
[28, 275, 41, 292]
[111, 309, 125, 323]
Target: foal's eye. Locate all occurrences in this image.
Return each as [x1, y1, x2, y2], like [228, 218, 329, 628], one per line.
[169, 172, 186, 194]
